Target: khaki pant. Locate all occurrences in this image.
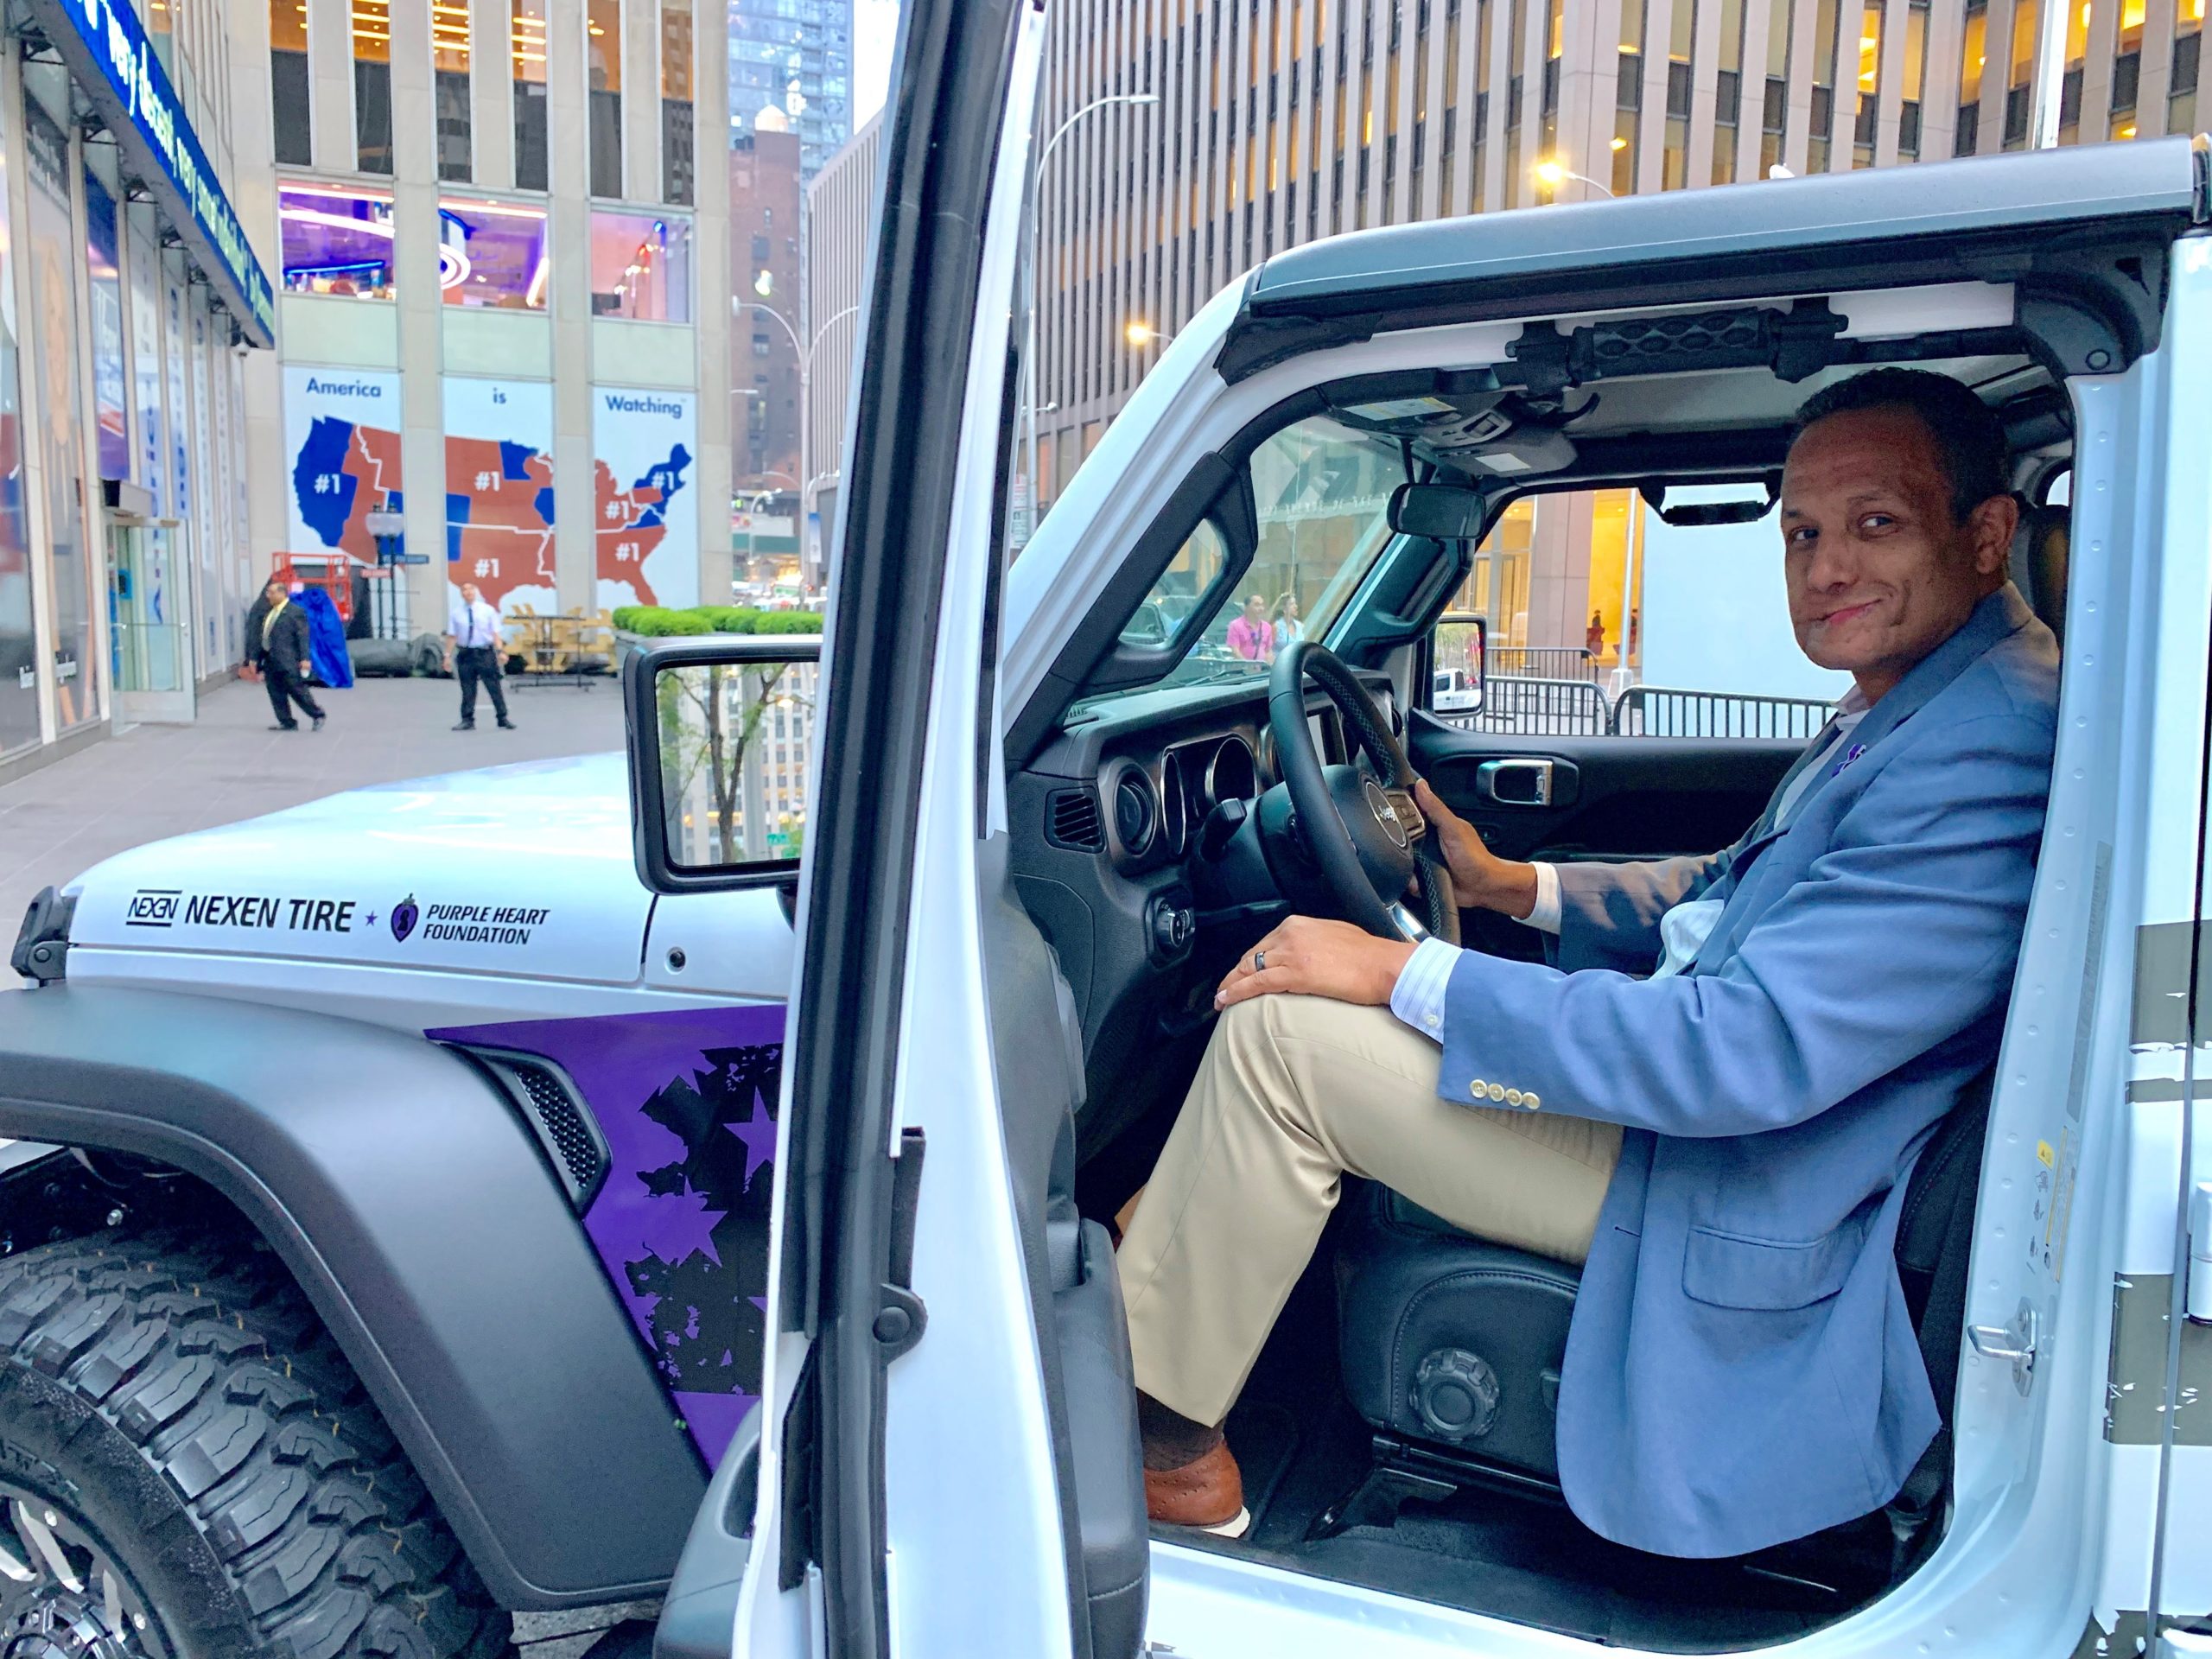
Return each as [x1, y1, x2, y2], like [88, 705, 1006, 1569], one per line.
[1119, 993, 1622, 1427]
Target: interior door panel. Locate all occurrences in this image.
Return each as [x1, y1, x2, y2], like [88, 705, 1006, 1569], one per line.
[1406, 709, 1802, 960]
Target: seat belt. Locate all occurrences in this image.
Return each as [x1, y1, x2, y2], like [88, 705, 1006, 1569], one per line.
[1885, 1167, 1979, 1573]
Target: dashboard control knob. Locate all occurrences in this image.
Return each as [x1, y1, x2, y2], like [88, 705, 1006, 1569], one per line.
[1146, 894, 1195, 962]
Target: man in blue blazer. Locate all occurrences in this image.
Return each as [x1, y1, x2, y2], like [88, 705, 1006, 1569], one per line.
[1120, 368, 2060, 1556]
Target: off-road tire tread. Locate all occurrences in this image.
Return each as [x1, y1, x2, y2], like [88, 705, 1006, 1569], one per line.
[0, 1224, 511, 1658]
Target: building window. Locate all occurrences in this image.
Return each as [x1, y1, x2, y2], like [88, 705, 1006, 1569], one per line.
[1710, 0, 1745, 181]
[2173, 0, 2202, 134]
[1664, 0, 1698, 187]
[662, 0, 695, 204]
[270, 0, 311, 167]
[1853, 2, 1882, 165]
[1898, 0, 1929, 156]
[590, 210, 692, 320]
[589, 0, 625, 198]
[2057, 0, 2093, 141]
[1762, 0, 1794, 175]
[280, 184, 397, 299]
[2104, 0, 2145, 137]
[1618, 0, 1648, 193]
[1808, 0, 1840, 169]
[513, 0, 550, 190]
[434, 7, 473, 181]
[1956, 0, 1987, 152]
[353, 0, 394, 174]
[440, 196, 550, 308]
[2004, 0, 2040, 146]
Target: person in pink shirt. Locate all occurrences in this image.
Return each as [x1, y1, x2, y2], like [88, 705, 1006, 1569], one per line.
[1225, 594, 1274, 663]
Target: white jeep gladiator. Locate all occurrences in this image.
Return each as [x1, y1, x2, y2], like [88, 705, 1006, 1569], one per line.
[2, 9, 2209, 1659]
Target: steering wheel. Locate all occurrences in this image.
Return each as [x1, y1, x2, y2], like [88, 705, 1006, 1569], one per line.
[1267, 639, 1459, 944]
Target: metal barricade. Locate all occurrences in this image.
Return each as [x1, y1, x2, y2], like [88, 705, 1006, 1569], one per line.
[1610, 685, 1831, 740]
[1488, 645, 1600, 681]
[1438, 675, 1612, 735]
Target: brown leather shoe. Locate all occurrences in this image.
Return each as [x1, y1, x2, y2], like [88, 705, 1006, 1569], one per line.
[1144, 1440, 1250, 1536]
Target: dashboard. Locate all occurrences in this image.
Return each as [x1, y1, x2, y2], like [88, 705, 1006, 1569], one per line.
[1009, 671, 1402, 1156]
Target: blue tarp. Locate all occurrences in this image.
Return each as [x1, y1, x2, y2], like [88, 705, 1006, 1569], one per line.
[296, 587, 354, 688]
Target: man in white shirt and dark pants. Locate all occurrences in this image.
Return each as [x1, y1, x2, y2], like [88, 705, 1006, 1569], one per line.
[445, 582, 516, 731]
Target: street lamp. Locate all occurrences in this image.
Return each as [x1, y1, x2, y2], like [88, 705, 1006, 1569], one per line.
[732, 298, 861, 585]
[1025, 91, 1160, 532]
[1124, 321, 1173, 349]
[1534, 158, 1616, 200]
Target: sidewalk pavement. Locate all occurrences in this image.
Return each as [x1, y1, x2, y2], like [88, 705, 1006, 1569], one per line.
[0, 673, 626, 938]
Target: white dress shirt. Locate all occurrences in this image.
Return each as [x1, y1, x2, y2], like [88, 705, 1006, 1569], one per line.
[1389, 690, 1872, 1041]
[449, 598, 502, 650]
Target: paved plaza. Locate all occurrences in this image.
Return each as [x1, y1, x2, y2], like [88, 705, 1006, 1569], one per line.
[0, 672, 626, 938]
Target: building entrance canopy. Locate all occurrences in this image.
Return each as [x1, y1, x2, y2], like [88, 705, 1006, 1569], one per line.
[27, 0, 276, 346]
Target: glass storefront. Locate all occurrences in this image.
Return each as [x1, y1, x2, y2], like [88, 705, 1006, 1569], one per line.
[0, 81, 33, 759]
[24, 87, 97, 733]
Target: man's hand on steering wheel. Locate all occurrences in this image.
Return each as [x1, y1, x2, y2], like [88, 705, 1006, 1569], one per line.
[1412, 779, 1541, 922]
[1215, 915, 1416, 1011]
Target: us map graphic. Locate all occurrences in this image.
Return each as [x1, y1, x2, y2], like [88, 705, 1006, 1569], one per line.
[284, 372, 696, 613]
[292, 414, 405, 563]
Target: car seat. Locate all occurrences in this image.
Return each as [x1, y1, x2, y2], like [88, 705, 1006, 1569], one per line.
[1326, 1073, 1992, 1567]
[2011, 501, 2070, 645]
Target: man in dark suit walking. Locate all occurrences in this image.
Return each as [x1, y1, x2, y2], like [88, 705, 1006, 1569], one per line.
[243, 578, 324, 732]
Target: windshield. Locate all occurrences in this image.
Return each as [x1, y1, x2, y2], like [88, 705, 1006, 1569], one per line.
[1069, 415, 1407, 717]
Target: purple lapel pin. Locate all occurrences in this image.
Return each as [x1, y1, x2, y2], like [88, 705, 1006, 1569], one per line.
[1829, 741, 1867, 779]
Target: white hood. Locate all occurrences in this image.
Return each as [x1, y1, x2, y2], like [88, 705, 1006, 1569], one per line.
[66, 753, 656, 985]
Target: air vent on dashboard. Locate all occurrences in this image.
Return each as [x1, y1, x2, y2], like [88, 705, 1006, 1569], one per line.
[1046, 787, 1104, 851]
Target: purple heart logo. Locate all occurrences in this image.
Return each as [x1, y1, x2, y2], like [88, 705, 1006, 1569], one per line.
[391, 895, 419, 943]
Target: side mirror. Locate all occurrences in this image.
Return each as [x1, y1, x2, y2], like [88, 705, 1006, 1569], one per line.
[1389, 481, 1488, 541]
[1431, 612, 1486, 717]
[623, 635, 823, 893]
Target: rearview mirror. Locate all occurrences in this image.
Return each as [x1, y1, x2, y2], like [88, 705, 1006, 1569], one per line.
[624, 636, 823, 893]
[1389, 481, 1488, 541]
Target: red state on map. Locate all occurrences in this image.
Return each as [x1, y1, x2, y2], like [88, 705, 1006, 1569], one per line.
[593, 459, 667, 606]
[333, 427, 404, 562]
[446, 436, 557, 612]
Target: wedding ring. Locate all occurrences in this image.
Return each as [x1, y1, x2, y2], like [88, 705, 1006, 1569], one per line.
[1254, 950, 1268, 972]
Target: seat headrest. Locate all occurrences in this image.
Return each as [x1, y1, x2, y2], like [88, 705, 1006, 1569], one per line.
[2010, 502, 2069, 643]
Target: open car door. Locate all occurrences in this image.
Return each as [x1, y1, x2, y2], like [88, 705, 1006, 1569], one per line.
[646, 4, 1149, 1658]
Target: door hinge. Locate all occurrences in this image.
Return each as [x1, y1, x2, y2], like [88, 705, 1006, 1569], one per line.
[875, 1128, 927, 1363]
[1967, 1298, 2039, 1396]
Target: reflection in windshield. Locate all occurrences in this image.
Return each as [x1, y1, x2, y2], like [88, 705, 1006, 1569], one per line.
[1073, 415, 1405, 717]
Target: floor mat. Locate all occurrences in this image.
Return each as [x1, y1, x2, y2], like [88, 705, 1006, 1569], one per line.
[1191, 1217, 1859, 1651]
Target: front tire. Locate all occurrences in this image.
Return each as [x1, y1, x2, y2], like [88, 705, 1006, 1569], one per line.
[0, 1226, 510, 1658]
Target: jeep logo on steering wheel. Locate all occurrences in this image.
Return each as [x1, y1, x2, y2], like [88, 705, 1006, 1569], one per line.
[1363, 779, 1408, 849]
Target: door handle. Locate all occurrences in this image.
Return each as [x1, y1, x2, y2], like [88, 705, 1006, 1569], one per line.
[1474, 759, 1556, 807]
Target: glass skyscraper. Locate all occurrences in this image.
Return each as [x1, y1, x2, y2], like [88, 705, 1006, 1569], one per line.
[728, 0, 855, 181]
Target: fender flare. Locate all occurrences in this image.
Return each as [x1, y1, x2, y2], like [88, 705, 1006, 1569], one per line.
[0, 985, 705, 1610]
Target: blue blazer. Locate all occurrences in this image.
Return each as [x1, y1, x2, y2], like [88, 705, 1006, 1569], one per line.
[1438, 585, 2058, 1558]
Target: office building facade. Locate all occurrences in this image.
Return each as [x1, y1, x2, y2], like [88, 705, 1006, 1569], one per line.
[0, 0, 276, 783]
[728, 0, 855, 181]
[1028, 0, 2203, 655]
[800, 109, 879, 566]
[730, 125, 804, 501]
[261, 0, 734, 636]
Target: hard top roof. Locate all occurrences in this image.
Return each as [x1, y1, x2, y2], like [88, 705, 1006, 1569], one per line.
[1222, 137, 2208, 379]
[1249, 137, 2205, 311]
